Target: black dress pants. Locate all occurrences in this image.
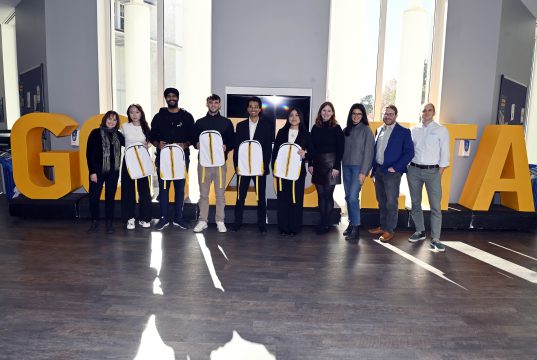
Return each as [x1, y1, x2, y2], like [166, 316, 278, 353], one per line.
[234, 175, 267, 226]
[120, 160, 152, 222]
[277, 172, 306, 233]
[89, 170, 120, 220]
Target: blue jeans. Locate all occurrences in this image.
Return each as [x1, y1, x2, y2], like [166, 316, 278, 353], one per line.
[158, 177, 185, 221]
[343, 165, 363, 225]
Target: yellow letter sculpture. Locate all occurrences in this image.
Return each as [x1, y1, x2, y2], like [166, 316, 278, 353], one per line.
[12, 113, 80, 199]
[459, 125, 535, 211]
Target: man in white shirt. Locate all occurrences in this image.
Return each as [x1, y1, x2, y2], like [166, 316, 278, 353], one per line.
[407, 103, 450, 252]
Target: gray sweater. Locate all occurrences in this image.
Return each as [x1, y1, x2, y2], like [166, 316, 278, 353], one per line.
[342, 123, 375, 174]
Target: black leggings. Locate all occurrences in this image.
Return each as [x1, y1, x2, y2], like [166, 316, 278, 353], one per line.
[315, 184, 335, 227]
[89, 170, 119, 220]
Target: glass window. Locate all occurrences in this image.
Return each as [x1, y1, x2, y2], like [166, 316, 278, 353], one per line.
[112, 0, 158, 117]
[328, 0, 439, 123]
[381, 0, 435, 122]
[327, 0, 380, 121]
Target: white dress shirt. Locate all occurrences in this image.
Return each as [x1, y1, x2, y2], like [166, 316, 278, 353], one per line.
[410, 121, 450, 167]
[375, 123, 395, 165]
[248, 118, 258, 140]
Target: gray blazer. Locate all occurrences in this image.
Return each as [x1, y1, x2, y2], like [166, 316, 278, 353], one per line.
[342, 123, 375, 175]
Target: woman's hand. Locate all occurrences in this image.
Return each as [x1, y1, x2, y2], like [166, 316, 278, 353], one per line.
[308, 166, 314, 175]
[90, 173, 98, 183]
[331, 169, 340, 178]
[298, 149, 306, 159]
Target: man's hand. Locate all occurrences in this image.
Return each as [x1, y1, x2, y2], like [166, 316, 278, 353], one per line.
[308, 166, 314, 175]
[387, 167, 396, 173]
[358, 174, 366, 185]
[159, 141, 167, 150]
[90, 173, 98, 183]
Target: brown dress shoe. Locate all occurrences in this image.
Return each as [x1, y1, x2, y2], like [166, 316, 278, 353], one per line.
[368, 226, 384, 234]
[379, 232, 394, 242]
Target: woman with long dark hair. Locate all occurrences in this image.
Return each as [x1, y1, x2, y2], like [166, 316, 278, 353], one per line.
[341, 103, 374, 242]
[271, 108, 312, 236]
[121, 104, 153, 230]
[308, 102, 344, 234]
[86, 111, 125, 233]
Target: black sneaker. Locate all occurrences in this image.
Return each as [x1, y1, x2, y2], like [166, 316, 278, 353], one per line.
[408, 231, 426, 243]
[173, 218, 189, 229]
[343, 223, 353, 236]
[155, 218, 169, 231]
[345, 226, 360, 242]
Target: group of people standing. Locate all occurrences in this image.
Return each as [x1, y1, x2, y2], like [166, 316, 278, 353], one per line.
[85, 88, 449, 252]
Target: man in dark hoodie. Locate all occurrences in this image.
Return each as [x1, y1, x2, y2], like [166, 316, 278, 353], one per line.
[192, 94, 235, 233]
[150, 87, 195, 231]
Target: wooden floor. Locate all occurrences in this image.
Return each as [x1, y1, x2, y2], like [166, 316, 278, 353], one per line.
[2, 201, 537, 359]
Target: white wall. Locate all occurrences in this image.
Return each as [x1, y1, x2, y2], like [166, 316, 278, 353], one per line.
[440, 0, 536, 202]
[212, 0, 331, 116]
[44, 0, 100, 150]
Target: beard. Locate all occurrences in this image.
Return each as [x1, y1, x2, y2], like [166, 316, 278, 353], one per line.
[166, 99, 179, 108]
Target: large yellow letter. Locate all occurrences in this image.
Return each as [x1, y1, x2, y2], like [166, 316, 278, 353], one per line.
[12, 113, 80, 199]
[459, 125, 534, 211]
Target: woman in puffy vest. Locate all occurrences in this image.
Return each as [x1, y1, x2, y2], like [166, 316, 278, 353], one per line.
[271, 108, 312, 236]
[86, 111, 125, 234]
[120, 104, 153, 230]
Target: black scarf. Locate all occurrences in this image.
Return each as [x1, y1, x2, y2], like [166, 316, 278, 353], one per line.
[100, 127, 121, 173]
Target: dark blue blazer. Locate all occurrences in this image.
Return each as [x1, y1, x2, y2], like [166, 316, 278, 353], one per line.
[372, 122, 414, 175]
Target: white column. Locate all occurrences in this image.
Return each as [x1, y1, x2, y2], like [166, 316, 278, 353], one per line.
[124, 0, 152, 113]
[395, 0, 429, 122]
[526, 26, 537, 164]
[182, 0, 211, 119]
[0, 24, 20, 130]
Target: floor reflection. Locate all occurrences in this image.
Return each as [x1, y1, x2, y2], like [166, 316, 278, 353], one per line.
[210, 331, 276, 360]
[134, 315, 175, 360]
[150, 232, 164, 295]
[195, 233, 225, 292]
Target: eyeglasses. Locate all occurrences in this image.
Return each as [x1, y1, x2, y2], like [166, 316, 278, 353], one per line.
[351, 112, 363, 116]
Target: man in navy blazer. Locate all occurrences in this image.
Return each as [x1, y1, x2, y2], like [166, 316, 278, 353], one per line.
[368, 105, 414, 242]
[232, 96, 274, 233]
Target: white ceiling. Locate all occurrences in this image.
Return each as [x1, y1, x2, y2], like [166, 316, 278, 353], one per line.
[521, 0, 537, 18]
[0, 0, 20, 24]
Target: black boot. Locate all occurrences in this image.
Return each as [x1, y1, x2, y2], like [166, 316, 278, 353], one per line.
[343, 223, 353, 236]
[87, 220, 99, 233]
[345, 226, 360, 243]
[106, 220, 115, 234]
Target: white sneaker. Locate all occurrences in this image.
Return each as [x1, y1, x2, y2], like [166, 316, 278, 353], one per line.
[216, 221, 227, 233]
[193, 221, 208, 233]
[126, 218, 135, 230]
[138, 220, 151, 228]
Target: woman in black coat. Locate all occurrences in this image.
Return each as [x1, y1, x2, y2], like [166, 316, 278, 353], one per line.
[271, 108, 312, 236]
[86, 110, 125, 233]
[308, 102, 344, 234]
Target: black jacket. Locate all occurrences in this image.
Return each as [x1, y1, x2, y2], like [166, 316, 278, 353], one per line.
[271, 126, 313, 172]
[233, 117, 274, 176]
[193, 112, 235, 159]
[86, 128, 125, 175]
[149, 107, 195, 164]
[310, 122, 344, 171]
